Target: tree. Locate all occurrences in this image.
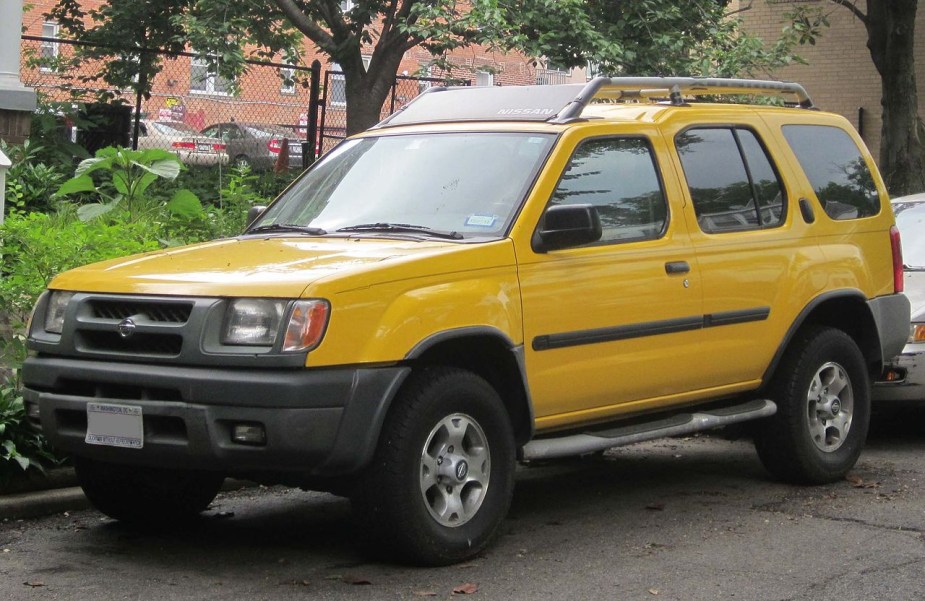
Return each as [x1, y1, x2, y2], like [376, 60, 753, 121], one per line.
[824, 0, 925, 196]
[489, 0, 807, 79]
[48, 0, 496, 135]
[49, 0, 815, 137]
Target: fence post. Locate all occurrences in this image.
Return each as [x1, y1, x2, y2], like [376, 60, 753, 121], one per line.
[304, 59, 321, 169]
[131, 56, 148, 151]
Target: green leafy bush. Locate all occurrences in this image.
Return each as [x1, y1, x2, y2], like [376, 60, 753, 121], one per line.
[54, 146, 203, 223]
[0, 212, 160, 363]
[0, 383, 59, 486]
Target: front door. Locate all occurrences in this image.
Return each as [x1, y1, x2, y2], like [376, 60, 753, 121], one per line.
[517, 131, 706, 432]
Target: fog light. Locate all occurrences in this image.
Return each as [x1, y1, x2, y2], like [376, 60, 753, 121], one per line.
[232, 423, 266, 446]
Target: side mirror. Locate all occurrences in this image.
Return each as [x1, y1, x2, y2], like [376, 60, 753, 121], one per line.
[532, 204, 602, 252]
[246, 205, 267, 228]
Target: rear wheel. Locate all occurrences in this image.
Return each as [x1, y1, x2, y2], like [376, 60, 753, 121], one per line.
[74, 456, 224, 524]
[351, 367, 515, 566]
[755, 326, 870, 484]
[233, 154, 251, 169]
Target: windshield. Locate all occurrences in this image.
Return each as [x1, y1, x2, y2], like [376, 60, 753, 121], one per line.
[896, 202, 925, 269]
[252, 132, 555, 240]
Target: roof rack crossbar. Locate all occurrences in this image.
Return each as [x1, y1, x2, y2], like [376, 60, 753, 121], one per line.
[552, 76, 814, 122]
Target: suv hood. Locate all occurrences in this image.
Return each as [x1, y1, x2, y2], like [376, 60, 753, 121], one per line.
[48, 237, 498, 298]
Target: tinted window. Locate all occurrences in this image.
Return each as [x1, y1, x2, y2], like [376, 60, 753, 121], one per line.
[549, 138, 667, 244]
[783, 125, 880, 220]
[676, 128, 785, 232]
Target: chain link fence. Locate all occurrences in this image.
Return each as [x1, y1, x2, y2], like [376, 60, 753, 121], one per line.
[21, 36, 473, 170]
[21, 35, 320, 175]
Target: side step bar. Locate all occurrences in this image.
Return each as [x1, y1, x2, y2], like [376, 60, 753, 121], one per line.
[521, 399, 777, 461]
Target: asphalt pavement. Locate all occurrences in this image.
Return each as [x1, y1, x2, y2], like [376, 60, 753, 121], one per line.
[1, 405, 923, 600]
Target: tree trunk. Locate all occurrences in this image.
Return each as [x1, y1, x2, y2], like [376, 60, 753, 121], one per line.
[865, 0, 925, 196]
[342, 45, 407, 135]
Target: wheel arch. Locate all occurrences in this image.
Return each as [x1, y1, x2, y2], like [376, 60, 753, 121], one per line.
[405, 327, 535, 446]
[762, 290, 882, 389]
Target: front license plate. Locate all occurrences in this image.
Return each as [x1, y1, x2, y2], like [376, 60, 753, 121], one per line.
[86, 403, 144, 449]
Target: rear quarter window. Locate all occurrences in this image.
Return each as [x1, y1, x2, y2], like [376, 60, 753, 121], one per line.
[782, 125, 880, 220]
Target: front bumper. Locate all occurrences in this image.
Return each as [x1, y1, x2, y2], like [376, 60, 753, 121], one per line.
[22, 356, 409, 477]
[872, 343, 925, 402]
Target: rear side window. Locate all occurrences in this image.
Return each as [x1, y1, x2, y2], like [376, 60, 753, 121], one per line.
[782, 125, 880, 220]
[549, 137, 667, 244]
[675, 127, 785, 233]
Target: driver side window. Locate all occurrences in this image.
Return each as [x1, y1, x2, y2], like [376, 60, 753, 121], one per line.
[548, 137, 668, 245]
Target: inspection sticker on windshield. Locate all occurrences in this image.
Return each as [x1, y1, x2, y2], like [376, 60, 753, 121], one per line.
[465, 214, 498, 228]
[86, 403, 144, 449]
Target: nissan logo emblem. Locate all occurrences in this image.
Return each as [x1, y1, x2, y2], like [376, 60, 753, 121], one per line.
[117, 318, 137, 339]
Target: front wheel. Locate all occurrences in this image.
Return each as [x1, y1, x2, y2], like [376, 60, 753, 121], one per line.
[755, 326, 870, 484]
[351, 367, 516, 566]
[74, 456, 224, 524]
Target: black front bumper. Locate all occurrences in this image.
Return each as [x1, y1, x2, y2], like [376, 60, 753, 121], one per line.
[22, 356, 410, 477]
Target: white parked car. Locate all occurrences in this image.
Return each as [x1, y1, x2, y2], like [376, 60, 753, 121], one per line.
[873, 193, 925, 402]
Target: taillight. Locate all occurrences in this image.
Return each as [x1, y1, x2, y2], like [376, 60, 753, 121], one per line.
[890, 225, 904, 293]
[172, 141, 195, 150]
[267, 138, 282, 153]
[213, 143, 226, 152]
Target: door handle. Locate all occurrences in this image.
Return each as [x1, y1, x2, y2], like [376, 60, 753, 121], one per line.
[665, 261, 690, 275]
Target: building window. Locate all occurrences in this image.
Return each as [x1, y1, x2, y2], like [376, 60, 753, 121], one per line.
[190, 54, 233, 95]
[418, 63, 435, 94]
[475, 71, 494, 87]
[280, 67, 296, 95]
[329, 57, 370, 106]
[40, 22, 60, 72]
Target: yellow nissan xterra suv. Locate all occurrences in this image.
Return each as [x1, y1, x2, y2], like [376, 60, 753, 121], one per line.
[23, 78, 910, 565]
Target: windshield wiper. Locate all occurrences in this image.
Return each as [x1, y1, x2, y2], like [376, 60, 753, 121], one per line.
[247, 223, 328, 236]
[337, 222, 463, 240]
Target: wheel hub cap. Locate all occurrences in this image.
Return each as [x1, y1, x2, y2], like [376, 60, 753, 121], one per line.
[420, 413, 490, 528]
[807, 362, 854, 452]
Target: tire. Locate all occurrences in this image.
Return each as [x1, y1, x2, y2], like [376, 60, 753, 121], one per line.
[233, 154, 250, 169]
[755, 326, 870, 484]
[350, 367, 516, 566]
[74, 456, 224, 525]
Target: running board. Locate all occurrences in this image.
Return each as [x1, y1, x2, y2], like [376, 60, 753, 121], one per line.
[521, 399, 777, 461]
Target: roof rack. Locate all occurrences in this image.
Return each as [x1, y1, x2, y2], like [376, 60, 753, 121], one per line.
[552, 76, 814, 122]
[373, 76, 813, 130]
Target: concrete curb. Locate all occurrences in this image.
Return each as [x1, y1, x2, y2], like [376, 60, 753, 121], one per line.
[0, 486, 90, 520]
[0, 478, 255, 521]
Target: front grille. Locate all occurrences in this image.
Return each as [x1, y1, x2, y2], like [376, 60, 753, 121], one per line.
[89, 299, 193, 323]
[78, 331, 184, 356]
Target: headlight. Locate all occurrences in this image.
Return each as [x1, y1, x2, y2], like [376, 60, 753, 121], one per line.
[44, 291, 75, 334]
[222, 299, 287, 346]
[912, 323, 925, 344]
[222, 298, 330, 351]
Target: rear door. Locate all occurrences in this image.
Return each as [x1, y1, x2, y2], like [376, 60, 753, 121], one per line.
[666, 112, 818, 388]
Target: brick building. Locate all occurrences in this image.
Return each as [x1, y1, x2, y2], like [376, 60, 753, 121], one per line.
[735, 0, 925, 162]
[20, 0, 561, 148]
